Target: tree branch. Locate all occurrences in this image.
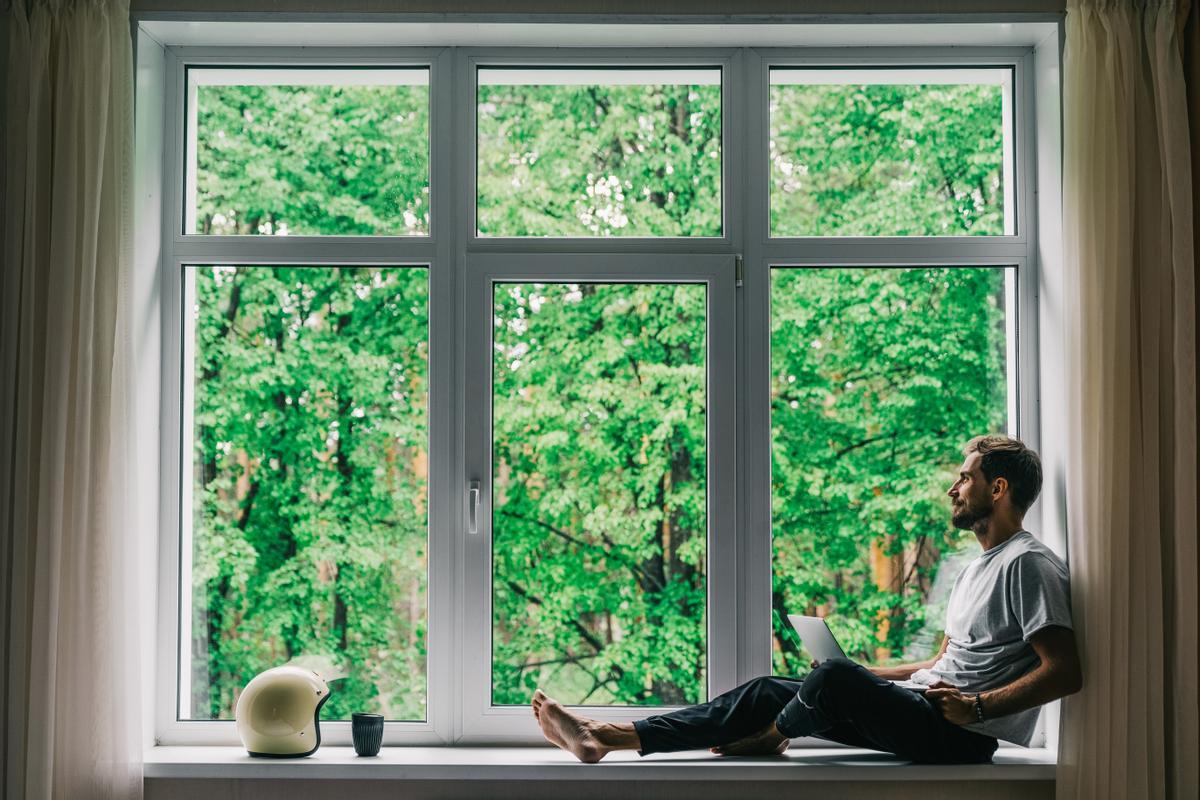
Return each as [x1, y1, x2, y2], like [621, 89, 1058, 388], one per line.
[237, 480, 260, 531]
[504, 579, 610, 656]
[499, 509, 665, 593]
[834, 432, 896, 459]
[516, 653, 599, 671]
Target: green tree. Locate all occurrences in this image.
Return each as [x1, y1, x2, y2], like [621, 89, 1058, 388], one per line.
[192, 266, 429, 719]
[491, 283, 707, 705]
[769, 267, 1007, 675]
[196, 82, 429, 235]
[477, 80, 722, 236]
[770, 84, 1005, 235]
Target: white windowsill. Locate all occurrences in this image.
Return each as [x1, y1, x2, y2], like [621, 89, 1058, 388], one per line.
[144, 745, 1057, 782]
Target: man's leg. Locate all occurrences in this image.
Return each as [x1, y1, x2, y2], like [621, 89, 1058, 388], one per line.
[775, 659, 999, 764]
[633, 676, 802, 755]
[532, 677, 802, 762]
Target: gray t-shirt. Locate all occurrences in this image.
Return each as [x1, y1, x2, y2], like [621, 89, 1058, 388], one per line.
[910, 531, 1073, 746]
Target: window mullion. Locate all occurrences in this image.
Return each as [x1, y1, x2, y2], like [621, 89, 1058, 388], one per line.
[425, 44, 458, 746]
[737, 46, 776, 686]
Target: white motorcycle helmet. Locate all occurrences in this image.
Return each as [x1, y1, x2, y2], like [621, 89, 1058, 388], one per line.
[235, 666, 332, 758]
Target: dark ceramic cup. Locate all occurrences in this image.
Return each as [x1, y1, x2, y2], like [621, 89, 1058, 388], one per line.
[351, 713, 384, 757]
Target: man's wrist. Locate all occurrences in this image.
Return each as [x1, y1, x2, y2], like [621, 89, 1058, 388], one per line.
[972, 693, 986, 723]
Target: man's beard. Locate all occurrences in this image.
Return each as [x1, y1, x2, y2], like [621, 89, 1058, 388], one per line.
[951, 495, 993, 530]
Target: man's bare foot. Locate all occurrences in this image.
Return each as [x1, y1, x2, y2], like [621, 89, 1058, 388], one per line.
[532, 689, 607, 762]
[531, 689, 640, 763]
[530, 690, 566, 749]
[709, 723, 790, 756]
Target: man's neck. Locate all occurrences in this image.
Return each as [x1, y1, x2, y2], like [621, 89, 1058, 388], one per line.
[973, 519, 1024, 551]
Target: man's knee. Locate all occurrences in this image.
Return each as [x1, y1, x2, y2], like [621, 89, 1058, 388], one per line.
[734, 675, 799, 712]
[808, 658, 861, 686]
[800, 658, 867, 709]
[744, 675, 793, 701]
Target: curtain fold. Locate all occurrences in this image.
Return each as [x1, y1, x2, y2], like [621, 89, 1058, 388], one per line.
[1060, 1, 1199, 798]
[1, 1, 141, 798]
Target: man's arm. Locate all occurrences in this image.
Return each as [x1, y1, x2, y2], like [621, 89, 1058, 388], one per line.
[927, 625, 1082, 724]
[869, 635, 949, 681]
[978, 626, 1083, 717]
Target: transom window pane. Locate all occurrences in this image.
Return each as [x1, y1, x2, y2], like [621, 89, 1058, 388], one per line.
[476, 68, 722, 237]
[770, 266, 1013, 676]
[187, 68, 430, 235]
[769, 69, 1013, 236]
[183, 265, 429, 721]
[491, 282, 708, 706]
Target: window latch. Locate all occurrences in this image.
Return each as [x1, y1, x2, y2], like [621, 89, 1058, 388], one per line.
[735, 255, 744, 288]
[468, 481, 481, 535]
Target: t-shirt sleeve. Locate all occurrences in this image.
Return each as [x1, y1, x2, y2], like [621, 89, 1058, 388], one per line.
[1007, 553, 1074, 640]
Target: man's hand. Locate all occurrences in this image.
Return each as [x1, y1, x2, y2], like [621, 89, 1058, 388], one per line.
[710, 722, 790, 756]
[925, 682, 976, 726]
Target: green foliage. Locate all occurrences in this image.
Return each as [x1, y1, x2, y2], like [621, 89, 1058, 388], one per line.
[189, 75, 1008, 719]
[196, 82, 429, 235]
[491, 284, 706, 705]
[770, 84, 1004, 235]
[192, 267, 429, 719]
[769, 268, 1007, 676]
[477, 81, 721, 236]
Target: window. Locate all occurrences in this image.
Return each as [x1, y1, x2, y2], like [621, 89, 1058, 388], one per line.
[148, 33, 1055, 748]
[459, 253, 736, 737]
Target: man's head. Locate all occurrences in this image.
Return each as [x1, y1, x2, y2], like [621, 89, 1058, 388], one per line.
[948, 435, 1043, 530]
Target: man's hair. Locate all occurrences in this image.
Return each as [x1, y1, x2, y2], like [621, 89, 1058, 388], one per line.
[964, 435, 1043, 514]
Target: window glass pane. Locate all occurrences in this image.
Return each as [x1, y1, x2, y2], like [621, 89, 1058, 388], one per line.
[770, 267, 1012, 676]
[769, 69, 1012, 236]
[189, 68, 430, 235]
[185, 266, 429, 721]
[477, 68, 722, 237]
[491, 282, 708, 705]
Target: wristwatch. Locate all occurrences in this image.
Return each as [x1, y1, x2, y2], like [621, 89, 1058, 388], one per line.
[973, 694, 986, 723]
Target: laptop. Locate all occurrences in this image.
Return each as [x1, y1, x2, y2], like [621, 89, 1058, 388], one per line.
[786, 614, 929, 693]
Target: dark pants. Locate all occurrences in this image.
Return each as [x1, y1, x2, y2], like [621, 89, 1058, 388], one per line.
[632, 659, 999, 764]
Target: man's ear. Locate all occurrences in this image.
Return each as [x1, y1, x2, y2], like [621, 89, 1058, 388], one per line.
[992, 477, 1008, 499]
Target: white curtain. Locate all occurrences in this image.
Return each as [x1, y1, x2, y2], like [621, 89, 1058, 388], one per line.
[1, 1, 142, 798]
[1061, 1, 1199, 798]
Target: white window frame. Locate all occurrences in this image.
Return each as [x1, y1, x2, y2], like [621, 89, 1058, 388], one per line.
[460, 253, 738, 742]
[461, 48, 738, 247]
[139, 24, 1065, 750]
[154, 45, 456, 746]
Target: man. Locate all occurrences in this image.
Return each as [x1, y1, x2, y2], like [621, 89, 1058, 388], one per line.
[531, 435, 1082, 764]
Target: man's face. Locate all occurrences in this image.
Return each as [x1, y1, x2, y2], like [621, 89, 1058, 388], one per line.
[947, 452, 994, 530]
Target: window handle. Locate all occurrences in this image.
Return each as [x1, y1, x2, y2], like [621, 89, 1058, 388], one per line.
[468, 481, 481, 535]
